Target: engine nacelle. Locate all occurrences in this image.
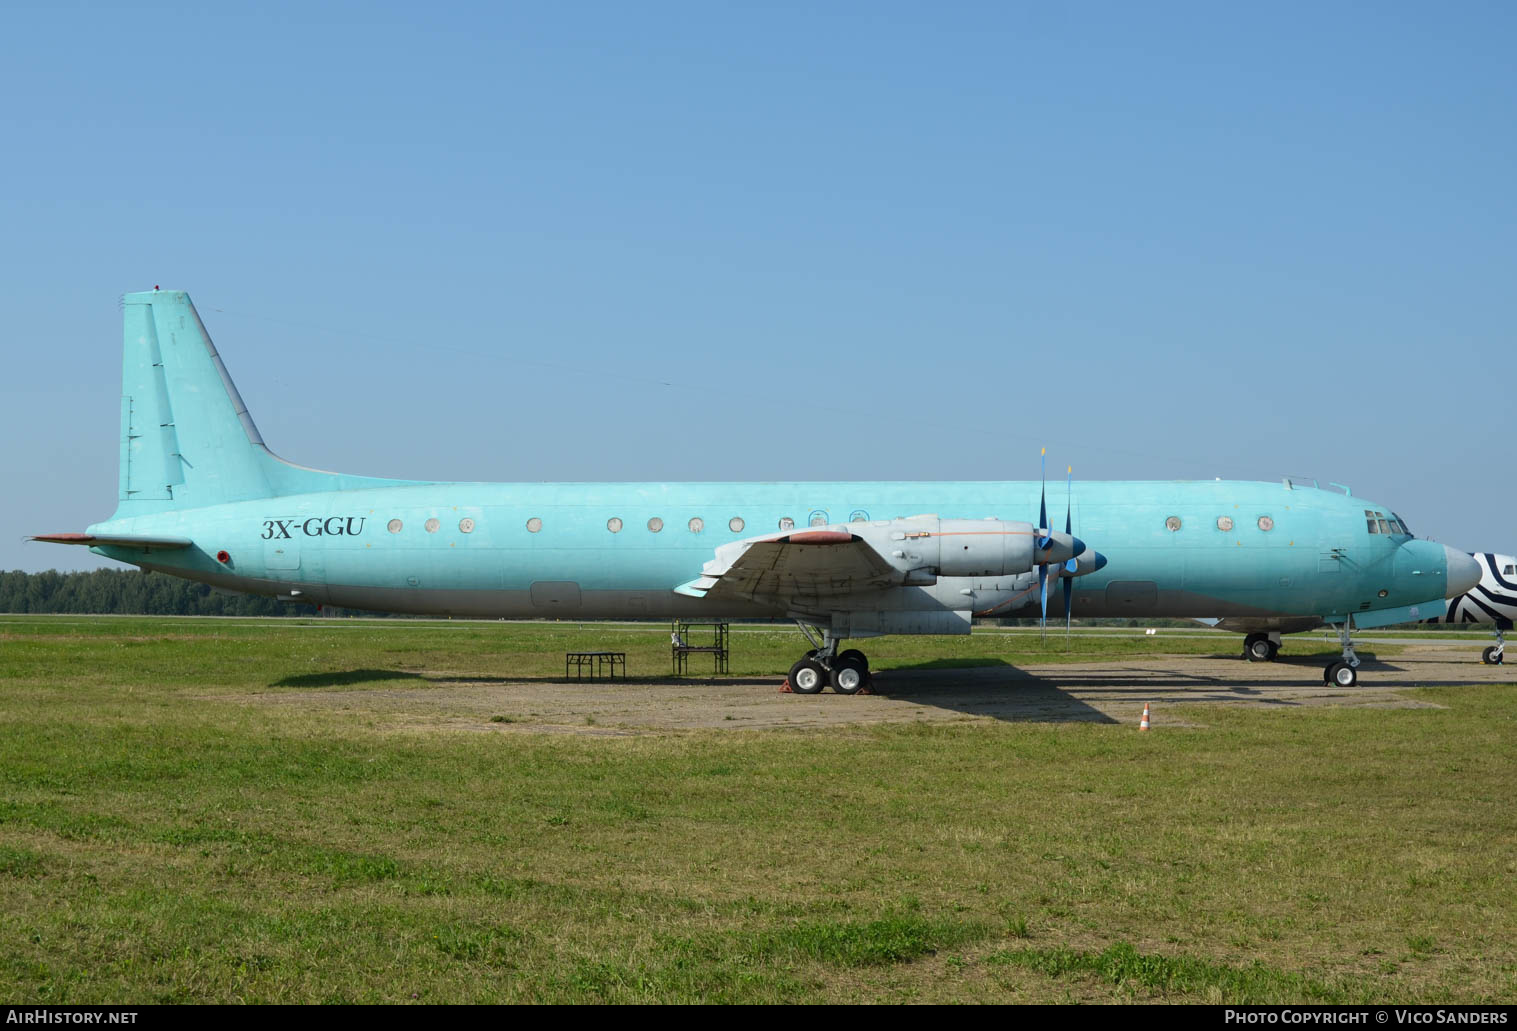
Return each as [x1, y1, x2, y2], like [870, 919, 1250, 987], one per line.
[853, 516, 1083, 580]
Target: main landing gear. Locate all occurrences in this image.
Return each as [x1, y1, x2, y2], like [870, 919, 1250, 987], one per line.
[1482, 626, 1506, 666]
[1243, 632, 1281, 662]
[1324, 621, 1361, 687]
[785, 623, 872, 695]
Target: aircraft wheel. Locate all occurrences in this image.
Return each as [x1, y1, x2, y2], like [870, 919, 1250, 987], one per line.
[788, 658, 827, 695]
[1482, 646, 1502, 665]
[1325, 661, 1357, 687]
[831, 656, 868, 695]
[838, 649, 869, 673]
[1245, 634, 1272, 662]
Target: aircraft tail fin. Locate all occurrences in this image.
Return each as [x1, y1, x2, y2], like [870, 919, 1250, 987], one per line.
[114, 289, 422, 515]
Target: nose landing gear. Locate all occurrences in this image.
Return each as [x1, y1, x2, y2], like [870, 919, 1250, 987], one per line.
[1324, 621, 1361, 687]
[1482, 626, 1506, 665]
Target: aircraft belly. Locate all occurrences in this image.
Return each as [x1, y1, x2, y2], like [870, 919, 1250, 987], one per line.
[314, 584, 776, 619]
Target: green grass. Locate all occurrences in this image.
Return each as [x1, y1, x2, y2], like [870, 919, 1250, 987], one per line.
[0, 615, 1511, 1003]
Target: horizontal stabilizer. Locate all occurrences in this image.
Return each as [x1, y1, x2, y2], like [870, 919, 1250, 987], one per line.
[30, 532, 194, 550]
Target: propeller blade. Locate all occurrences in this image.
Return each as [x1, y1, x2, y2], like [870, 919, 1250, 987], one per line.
[1064, 465, 1077, 572]
[1063, 571, 1073, 636]
[1039, 562, 1049, 641]
[1037, 448, 1051, 550]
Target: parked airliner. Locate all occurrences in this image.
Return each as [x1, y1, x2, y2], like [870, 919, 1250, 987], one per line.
[32, 290, 1481, 692]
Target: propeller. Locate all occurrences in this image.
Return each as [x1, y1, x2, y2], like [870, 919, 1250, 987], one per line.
[1035, 453, 1084, 641]
[1063, 465, 1077, 636]
[1038, 450, 1051, 640]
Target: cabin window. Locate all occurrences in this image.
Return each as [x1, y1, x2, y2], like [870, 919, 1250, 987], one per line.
[809, 511, 828, 527]
[688, 517, 704, 534]
[1165, 516, 1182, 532]
[648, 517, 664, 533]
[387, 519, 403, 533]
[424, 518, 440, 533]
[607, 517, 623, 533]
[778, 517, 795, 530]
[1216, 516, 1233, 531]
[1258, 516, 1274, 532]
[1504, 564, 1515, 575]
[729, 517, 744, 533]
[526, 517, 542, 533]
[459, 518, 475, 533]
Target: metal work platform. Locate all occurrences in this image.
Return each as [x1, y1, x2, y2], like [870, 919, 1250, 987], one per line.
[671, 621, 729, 676]
[565, 651, 625, 680]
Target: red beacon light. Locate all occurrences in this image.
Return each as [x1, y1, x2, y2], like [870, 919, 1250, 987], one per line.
[216, 550, 231, 564]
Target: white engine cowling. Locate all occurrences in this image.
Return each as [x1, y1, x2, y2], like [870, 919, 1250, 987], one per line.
[852, 516, 1077, 579]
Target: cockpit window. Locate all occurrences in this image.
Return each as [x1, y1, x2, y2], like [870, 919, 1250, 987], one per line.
[1505, 564, 1515, 575]
[1365, 510, 1379, 534]
[1393, 513, 1412, 535]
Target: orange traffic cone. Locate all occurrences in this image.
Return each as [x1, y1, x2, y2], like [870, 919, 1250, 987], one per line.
[1139, 702, 1151, 731]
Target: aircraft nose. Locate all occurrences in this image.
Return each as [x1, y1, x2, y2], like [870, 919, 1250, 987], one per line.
[1444, 547, 1481, 597]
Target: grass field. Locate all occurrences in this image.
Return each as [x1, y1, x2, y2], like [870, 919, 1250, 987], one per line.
[0, 615, 1512, 1003]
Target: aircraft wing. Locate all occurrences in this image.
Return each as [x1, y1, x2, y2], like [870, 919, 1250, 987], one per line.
[675, 529, 899, 603]
[29, 533, 194, 551]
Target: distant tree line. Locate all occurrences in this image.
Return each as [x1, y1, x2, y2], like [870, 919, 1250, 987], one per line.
[0, 569, 357, 617]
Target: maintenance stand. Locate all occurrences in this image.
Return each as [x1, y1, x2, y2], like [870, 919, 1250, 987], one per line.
[565, 651, 625, 680]
[671, 621, 729, 676]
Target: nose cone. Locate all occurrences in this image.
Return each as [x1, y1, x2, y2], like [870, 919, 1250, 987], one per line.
[1069, 536, 1086, 558]
[1092, 551, 1108, 572]
[1444, 547, 1481, 597]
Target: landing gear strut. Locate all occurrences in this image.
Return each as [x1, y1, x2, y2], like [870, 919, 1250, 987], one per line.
[785, 623, 872, 695]
[1482, 626, 1506, 666]
[1243, 632, 1281, 662]
[1324, 620, 1361, 687]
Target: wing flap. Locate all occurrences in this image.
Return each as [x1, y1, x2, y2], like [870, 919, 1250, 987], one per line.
[689, 529, 898, 603]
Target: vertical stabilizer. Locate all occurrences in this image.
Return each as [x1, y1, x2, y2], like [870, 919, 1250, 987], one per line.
[112, 289, 423, 516]
[118, 290, 273, 511]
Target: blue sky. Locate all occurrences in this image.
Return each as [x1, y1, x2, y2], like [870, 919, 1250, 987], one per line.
[4, 1, 1513, 571]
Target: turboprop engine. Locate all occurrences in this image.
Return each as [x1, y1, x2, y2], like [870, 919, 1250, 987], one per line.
[850, 516, 1084, 583]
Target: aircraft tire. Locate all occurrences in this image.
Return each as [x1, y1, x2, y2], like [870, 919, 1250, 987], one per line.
[1482, 646, 1501, 666]
[789, 658, 827, 695]
[1245, 634, 1272, 662]
[1325, 661, 1357, 687]
[838, 649, 869, 673]
[831, 657, 868, 695]
[1266, 641, 1280, 661]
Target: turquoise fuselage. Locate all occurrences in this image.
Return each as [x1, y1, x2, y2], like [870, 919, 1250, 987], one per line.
[90, 478, 1454, 626]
